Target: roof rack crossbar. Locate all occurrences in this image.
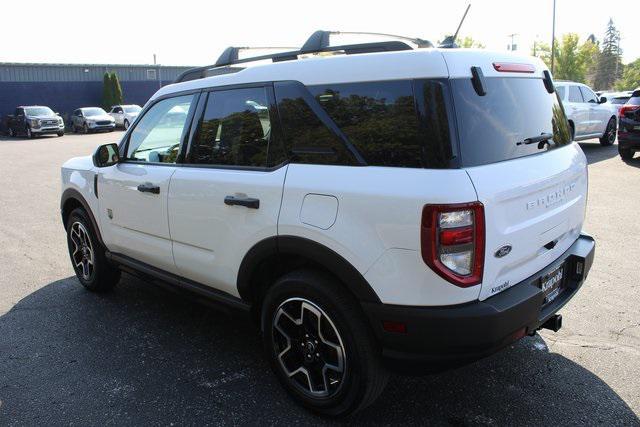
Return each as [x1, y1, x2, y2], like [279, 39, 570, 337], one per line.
[174, 29, 421, 83]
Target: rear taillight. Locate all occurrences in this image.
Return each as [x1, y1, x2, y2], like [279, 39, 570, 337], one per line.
[619, 105, 640, 118]
[421, 202, 485, 287]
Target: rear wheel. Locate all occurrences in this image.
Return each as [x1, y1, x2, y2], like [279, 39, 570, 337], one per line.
[261, 270, 388, 416]
[7, 127, 15, 137]
[619, 146, 634, 160]
[66, 208, 120, 292]
[600, 117, 617, 146]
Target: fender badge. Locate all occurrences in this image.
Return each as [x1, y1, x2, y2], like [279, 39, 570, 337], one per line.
[494, 245, 512, 258]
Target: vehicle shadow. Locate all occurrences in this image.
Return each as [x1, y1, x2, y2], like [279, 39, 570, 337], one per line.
[0, 275, 637, 426]
[579, 141, 619, 165]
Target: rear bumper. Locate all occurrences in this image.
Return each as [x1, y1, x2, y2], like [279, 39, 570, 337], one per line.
[362, 233, 595, 370]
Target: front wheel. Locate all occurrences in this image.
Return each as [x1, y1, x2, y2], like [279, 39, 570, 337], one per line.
[57, 131, 64, 137]
[262, 270, 388, 417]
[26, 126, 33, 139]
[123, 119, 130, 130]
[600, 118, 617, 146]
[83, 123, 90, 134]
[66, 208, 120, 291]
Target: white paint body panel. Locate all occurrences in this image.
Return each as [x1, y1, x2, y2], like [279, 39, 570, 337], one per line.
[465, 143, 588, 301]
[279, 164, 479, 305]
[168, 166, 288, 297]
[97, 163, 178, 273]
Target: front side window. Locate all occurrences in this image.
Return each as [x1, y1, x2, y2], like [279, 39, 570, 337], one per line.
[569, 86, 584, 103]
[556, 86, 566, 100]
[126, 94, 195, 163]
[190, 87, 271, 167]
[580, 86, 598, 103]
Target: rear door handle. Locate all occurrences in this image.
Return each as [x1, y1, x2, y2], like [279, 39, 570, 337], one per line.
[137, 183, 160, 194]
[224, 195, 260, 209]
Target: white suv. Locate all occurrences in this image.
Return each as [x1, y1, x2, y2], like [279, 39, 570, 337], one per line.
[60, 34, 595, 416]
[554, 81, 618, 145]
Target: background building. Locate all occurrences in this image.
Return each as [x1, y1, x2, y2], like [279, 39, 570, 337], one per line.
[0, 62, 194, 127]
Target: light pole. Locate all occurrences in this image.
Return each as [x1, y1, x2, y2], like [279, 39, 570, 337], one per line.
[551, 0, 557, 74]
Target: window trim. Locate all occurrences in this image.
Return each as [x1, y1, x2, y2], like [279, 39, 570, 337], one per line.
[182, 82, 289, 172]
[119, 89, 201, 166]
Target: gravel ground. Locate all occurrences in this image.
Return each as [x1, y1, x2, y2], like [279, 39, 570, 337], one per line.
[0, 132, 638, 425]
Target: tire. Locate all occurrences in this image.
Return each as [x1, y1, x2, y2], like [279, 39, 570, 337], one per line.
[66, 208, 120, 292]
[7, 127, 14, 137]
[619, 146, 634, 161]
[26, 126, 33, 139]
[599, 117, 617, 146]
[569, 122, 575, 142]
[83, 123, 90, 134]
[57, 131, 64, 137]
[261, 270, 388, 417]
[124, 119, 130, 130]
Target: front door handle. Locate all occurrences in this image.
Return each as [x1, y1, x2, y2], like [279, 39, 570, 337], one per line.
[224, 195, 260, 209]
[137, 183, 160, 194]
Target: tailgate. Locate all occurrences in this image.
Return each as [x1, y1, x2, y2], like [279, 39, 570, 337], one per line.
[466, 143, 588, 300]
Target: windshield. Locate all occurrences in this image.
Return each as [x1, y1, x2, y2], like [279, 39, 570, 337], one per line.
[124, 105, 142, 113]
[450, 77, 571, 167]
[25, 107, 54, 116]
[83, 108, 107, 117]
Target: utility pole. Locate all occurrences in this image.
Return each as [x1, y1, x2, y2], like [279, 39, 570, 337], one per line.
[551, 0, 557, 74]
[507, 33, 518, 51]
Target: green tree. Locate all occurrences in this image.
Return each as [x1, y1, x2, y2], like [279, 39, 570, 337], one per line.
[102, 72, 114, 111]
[455, 36, 485, 49]
[111, 72, 124, 106]
[579, 38, 600, 87]
[554, 34, 585, 82]
[594, 19, 623, 90]
[614, 58, 640, 90]
[532, 41, 552, 69]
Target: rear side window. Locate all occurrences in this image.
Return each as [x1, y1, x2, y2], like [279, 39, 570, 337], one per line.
[611, 97, 630, 104]
[275, 82, 357, 166]
[306, 80, 453, 168]
[628, 92, 640, 106]
[190, 87, 271, 167]
[569, 86, 583, 102]
[450, 77, 572, 167]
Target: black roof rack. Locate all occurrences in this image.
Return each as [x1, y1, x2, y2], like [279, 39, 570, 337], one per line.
[174, 30, 426, 83]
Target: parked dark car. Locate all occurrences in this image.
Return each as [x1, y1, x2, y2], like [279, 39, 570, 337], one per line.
[618, 89, 640, 161]
[5, 106, 65, 138]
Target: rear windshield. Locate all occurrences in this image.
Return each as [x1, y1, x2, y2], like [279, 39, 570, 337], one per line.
[628, 93, 640, 106]
[450, 77, 572, 167]
[611, 97, 629, 104]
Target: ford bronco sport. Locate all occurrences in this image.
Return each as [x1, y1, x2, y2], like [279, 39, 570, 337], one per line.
[60, 31, 595, 416]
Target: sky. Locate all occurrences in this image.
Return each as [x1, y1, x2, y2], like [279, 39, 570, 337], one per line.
[1, 0, 638, 66]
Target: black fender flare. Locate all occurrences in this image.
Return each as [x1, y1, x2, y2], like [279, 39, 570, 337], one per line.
[237, 235, 381, 304]
[60, 187, 104, 247]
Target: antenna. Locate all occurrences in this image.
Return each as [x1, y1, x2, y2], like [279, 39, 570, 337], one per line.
[439, 3, 471, 48]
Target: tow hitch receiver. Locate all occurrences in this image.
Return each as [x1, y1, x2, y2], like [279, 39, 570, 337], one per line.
[541, 314, 563, 332]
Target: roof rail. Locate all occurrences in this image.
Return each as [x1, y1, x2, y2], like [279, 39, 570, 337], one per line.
[174, 30, 425, 83]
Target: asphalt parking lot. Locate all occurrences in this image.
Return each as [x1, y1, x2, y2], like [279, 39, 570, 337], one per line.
[0, 132, 638, 425]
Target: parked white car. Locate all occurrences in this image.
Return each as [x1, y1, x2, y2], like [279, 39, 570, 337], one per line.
[60, 36, 595, 416]
[108, 104, 142, 130]
[555, 81, 618, 145]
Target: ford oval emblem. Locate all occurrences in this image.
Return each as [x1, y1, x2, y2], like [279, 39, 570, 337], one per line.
[494, 245, 512, 258]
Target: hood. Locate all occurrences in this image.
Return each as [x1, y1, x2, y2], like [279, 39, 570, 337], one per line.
[28, 114, 59, 120]
[85, 114, 114, 122]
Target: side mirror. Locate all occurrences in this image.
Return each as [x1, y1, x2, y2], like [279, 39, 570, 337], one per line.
[93, 143, 120, 167]
[56, 112, 61, 116]
[598, 96, 607, 104]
